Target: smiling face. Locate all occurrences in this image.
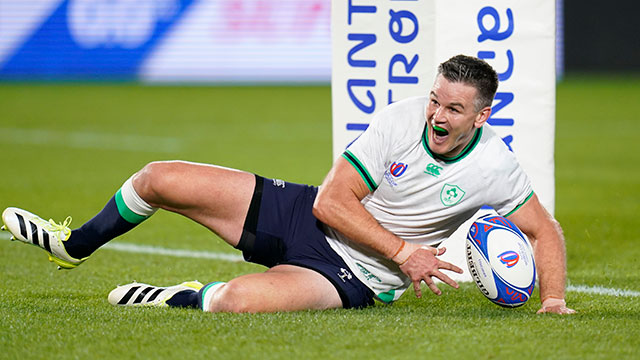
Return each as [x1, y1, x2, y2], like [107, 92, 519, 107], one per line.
[426, 74, 492, 158]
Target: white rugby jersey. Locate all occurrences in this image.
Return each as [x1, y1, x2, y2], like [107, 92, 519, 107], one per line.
[324, 96, 533, 303]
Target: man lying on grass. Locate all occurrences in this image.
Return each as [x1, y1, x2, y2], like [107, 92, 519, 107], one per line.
[2, 55, 574, 315]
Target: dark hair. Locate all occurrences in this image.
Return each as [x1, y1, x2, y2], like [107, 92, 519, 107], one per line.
[437, 55, 498, 111]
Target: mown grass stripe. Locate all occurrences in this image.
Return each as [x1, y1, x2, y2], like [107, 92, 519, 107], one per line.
[567, 284, 640, 297]
[102, 242, 244, 262]
[0, 126, 183, 154]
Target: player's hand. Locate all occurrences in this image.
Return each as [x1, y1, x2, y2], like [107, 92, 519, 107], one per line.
[536, 297, 576, 315]
[398, 245, 463, 298]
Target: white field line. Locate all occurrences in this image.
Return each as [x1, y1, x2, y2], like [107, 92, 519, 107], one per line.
[0, 127, 183, 154]
[102, 242, 244, 262]
[567, 284, 640, 298]
[0, 232, 242, 262]
[1, 232, 638, 297]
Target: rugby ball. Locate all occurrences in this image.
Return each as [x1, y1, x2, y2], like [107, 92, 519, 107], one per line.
[466, 214, 536, 307]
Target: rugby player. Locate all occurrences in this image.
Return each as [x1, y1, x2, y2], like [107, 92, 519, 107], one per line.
[1, 55, 575, 314]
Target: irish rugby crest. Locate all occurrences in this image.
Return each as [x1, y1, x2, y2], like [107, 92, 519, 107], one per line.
[440, 184, 465, 206]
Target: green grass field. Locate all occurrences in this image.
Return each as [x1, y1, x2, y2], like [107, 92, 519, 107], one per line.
[0, 77, 639, 359]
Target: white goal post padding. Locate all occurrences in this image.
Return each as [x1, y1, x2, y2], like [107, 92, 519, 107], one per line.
[331, 0, 555, 281]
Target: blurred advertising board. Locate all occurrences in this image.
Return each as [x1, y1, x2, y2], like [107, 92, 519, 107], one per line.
[0, 0, 331, 82]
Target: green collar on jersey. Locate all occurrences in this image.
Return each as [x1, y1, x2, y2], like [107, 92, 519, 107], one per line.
[422, 124, 483, 163]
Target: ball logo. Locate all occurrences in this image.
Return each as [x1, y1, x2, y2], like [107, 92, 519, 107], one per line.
[497, 250, 520, 268]
[389, 162, 408, 177]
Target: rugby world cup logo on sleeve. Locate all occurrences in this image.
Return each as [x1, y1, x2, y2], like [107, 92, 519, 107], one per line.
[497, 250, 520, 268]
[384, 162, 408, 187]
[389, 162, 408, 177]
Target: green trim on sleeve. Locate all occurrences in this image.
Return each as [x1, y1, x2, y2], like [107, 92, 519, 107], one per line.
[115, 189, 149, 224]
[505, 191, 535, 217]
[342, 150, 378, 192]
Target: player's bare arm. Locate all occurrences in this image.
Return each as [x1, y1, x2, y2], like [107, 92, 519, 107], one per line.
[507, 193, 576, 315]
[313, 157, 463, 297]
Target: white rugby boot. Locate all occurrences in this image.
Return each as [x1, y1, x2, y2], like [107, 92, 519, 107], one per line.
[108, 281, 204, 307]
[1, 207, 87, 269]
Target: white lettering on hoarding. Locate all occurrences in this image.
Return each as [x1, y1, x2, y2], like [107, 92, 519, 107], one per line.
[345, 0, 422, 147]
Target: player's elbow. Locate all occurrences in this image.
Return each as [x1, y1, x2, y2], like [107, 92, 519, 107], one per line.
[311, 193, 330, 223]
[528, 216, 565, 250]
[541, 215, 564, 243]
[312, 190, 342, 225]
[550, 217, 564, 237]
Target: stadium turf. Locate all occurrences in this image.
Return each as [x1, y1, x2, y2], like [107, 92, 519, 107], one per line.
[0, 77, 638, 359]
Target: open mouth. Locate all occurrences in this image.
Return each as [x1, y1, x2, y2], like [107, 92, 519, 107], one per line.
[432, 124, 449, 137]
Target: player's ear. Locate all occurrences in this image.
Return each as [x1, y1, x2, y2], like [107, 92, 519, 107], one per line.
[474, 106, 491, 128]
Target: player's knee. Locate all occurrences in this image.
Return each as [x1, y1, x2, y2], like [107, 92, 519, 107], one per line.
[133, 161, 182, 204]
[208, 281, 255, 313]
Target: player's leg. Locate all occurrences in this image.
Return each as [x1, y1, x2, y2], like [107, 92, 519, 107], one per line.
[202, 265, 343, 313]
[130, 160, 254, 247]
[105, 178, 375, 312]
[69, 160, 255, 255]
[1, 160, 254, 268]
[107, 265, 344, 312]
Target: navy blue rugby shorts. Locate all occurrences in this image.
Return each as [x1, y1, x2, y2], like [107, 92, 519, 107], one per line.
[235, 175, 375, 309]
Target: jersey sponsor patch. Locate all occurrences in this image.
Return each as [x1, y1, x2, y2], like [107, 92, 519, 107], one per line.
[424, 163, 443, 177]
[356, 263, 382, 283]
